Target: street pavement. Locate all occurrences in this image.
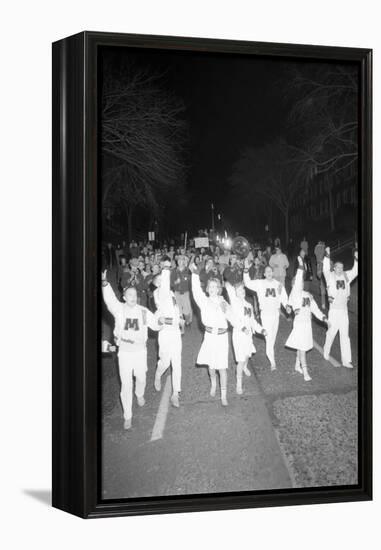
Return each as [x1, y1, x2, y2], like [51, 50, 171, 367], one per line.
[102, 303, 358, 499]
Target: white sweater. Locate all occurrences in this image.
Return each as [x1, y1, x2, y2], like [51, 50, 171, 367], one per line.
[323, 256, 358, 309]
[102, 282, 159, 352]
[243, 273, 288, 315]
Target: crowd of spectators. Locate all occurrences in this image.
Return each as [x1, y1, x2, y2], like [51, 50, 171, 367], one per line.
[101, 233, 325, 315]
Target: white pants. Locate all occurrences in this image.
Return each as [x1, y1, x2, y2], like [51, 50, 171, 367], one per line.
[324, 308, 351, 364]
[175, 291, 192, 323]
[261, 311, 280, 365]
[118, 350, 147, 420]
[156, 328, 182, 392]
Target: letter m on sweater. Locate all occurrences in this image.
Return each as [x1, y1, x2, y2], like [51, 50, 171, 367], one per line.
[124, 318, 139, 331]
[265, 288, 276, 297]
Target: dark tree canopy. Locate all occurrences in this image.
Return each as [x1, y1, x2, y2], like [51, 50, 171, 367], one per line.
[101, 56, 188, 239]
[229, 63, 358, 242]
[286, 64, 358, 178]
[230, 139, 305, 244]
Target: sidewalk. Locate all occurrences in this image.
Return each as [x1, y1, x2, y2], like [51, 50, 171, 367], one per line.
[252, 314, 358, 488]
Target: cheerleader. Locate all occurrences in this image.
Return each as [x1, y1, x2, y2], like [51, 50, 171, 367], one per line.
[101, 270, 162, 430]
[225, 282, 267, 394]
[243, 258, 288, 370]
[285, 256, 329, 381]
[153, 258, 184, 408]
[190, 260, 233, 406]
[322, 247, 358, 367]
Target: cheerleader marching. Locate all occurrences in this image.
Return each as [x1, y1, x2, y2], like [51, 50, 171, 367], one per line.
[285, 256, 330, 381]
[102, 247, 358, 430]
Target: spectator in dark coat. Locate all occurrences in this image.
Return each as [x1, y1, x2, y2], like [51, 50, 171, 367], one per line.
[223, 254, 243, 286]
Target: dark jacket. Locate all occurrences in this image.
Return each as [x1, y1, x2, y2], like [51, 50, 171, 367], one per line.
[171, 268, 191, 293]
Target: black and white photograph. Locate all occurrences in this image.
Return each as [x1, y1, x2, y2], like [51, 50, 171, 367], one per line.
[100, 45, 361, 500]
[2, 0, 379, 543]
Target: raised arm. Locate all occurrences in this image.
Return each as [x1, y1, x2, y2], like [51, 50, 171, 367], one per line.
[225, 281, 237, 306]
[345, 250, 358, 284]
[243, 271, 260, 292]
[243, 257, 260, 291]
[323, 247, 332, 284]
[191, 273, 208, 309]
[145, 308, 162, 332]
[288, 257, 304, 309]
[160, 264, 171, 293]
[153, 287, 160, 310]
[155, 264, 171, 307]
[102, 270, 123, 318]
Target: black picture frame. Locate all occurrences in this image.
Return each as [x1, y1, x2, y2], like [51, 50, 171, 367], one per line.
[52, 31, 372, 519]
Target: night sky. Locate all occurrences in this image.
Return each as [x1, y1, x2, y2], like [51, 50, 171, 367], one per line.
[172, 52, 289, 235]
[102, 47, 307, 238]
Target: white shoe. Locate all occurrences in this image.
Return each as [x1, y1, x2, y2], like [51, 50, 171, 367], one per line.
[302, 367, 312, 382]
[295, 362, 303, 374]
[343, 362, 354, 369]
[221, 396, 229, 406]
[243, 366, 251, 377]
[236, 385, 243, 395]
[137, 396, 145, 407]
[323, 352, 330, 361]
[270, 363, 277, 371]
[154, 373, 161, 392]
[171, 393, 180, 408]
[123, 418, 132, 430]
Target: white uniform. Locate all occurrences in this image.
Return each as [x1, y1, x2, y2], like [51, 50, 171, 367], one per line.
[286, 266, 327, 351]
[323, 254, 358, 365]
[243, 273, 288, 366]
[191, 273, 232, 370]
[225, 283, 264, 362]
[153, 267, 182, 393]
[102, 282, 159, 421]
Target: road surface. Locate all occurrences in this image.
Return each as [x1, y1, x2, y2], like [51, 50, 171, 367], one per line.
[101, 303, 358, 499]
